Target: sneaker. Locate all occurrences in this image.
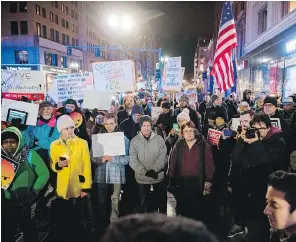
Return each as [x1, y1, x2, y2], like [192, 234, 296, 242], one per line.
[227, 225, 244, 238]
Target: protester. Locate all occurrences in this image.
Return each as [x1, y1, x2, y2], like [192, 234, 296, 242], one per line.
[282, 97, 296, 120]
[204, 94, 228, 127]
[2, 127, 49, 242]
[49, 115, 92, 242]
[117, 94, 136, 125]
[225, 94, 239, 119]
[91, 113, 130, 232]
[264, 171, 296, 242]
[86, 109, 106, 136]
[198, 94, 211, 123]
[155, 101, 173, 136]
[129, 115, 168, 213]
[255, 94, 265, 113]
[101, 213, 218, 242]
[242, 89, 254, 107]
[169, 121, 215, 222]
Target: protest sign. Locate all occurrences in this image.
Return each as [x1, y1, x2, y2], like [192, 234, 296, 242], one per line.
[92, 60, 134, 92]
[92, 132, 126, 157]
[270, 118, 281, 130]
[181, 67, 185, 80]
[231, 118, 241, 131]
[1, 154, 21, 190]
[1, 98, 39, 126]
[1, 70, 45, 100]
[176, 90, 197, 104]
[82, 91, 113, 110]
[53, 72, 94, 101]
[151, 107, 163, 121]
[162, 57, 182, 92]
[207, 128, 222, 146]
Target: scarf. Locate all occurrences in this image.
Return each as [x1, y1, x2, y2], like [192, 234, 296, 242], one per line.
[37, 115, 56, 127]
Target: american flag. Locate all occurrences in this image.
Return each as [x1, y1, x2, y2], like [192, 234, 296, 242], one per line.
[212, 1, 237, 91]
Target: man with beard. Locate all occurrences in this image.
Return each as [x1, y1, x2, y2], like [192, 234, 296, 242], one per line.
[117, 94, 135, 125]
[282, 97, 296, 120]
[173, 94, 201, 132]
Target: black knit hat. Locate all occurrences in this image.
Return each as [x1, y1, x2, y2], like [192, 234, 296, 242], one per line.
[39, 101, 52, 110]
[65, 99, 78, 108]
[1, 131, 19, 144]
[131, 105, 144, 115]
[139, 115, 153, 129]
[162, 102, 171, 109]
[264, 96, 277, 107]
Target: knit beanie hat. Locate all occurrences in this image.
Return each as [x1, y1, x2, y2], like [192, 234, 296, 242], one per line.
[179, 94, 189, 103]
[57, 115, 75, 132]
[139, 115, 153, 129]
[65, 99, 78, 109]
[210, 94, 219, 105]
[264, 96, 277, 107]
[177, 108, 190, 122]
[39, 101, 52, 110]
[131, 105, 144, 115]
[162, 102, 171, 109]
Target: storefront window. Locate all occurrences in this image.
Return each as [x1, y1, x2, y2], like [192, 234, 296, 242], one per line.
[15, 50, 28, 64]
[284, 52, 296, 97]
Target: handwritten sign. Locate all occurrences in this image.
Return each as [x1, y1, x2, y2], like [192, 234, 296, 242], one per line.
[151, 107, 163, 121]
[176, 90, 197, 104]
[53, 72, 94, 101]
[92, 60, 134, 92]
[92, 132, 126, 157]
[1, 70, 45, 100]
[207, 128, 222, 146]
[82, 91, 113, 110]
[1, 98, 39, 126]
[162, 57, 182, 92]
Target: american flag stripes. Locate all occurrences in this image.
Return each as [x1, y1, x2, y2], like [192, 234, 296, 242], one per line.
[211, 1, 237, 91]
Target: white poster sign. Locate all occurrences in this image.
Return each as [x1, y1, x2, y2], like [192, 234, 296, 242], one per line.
[1, 70, 45, 99]
[92, 60, 134, 92]
[176, 90, 197, 104]
[151, 107, 163, 121]
[82, 91, 113, 110]
[162, 57, 182, 92]
[92, 132, 126, 157]
[1, 98, 39, 126]
[181, 67, 185, 80]
[231, 118, 241, 131]
[53, 72, 94, 101]
[270, 118, 281, 130]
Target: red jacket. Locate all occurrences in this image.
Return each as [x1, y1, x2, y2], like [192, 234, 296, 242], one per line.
[169, 137, 215, 182]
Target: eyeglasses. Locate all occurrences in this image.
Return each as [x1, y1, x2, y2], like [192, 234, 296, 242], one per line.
[251, 127, 267, 130]
[183, 130, 194, 134]
[264, 104, 275, 108]
[2, 140, 18, 145]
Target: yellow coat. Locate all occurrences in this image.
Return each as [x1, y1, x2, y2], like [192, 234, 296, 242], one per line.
[50, 135, 92, 200]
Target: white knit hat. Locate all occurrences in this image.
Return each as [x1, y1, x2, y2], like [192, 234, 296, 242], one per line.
[177, 108, 190, 122]
[57, 115, 75, 132]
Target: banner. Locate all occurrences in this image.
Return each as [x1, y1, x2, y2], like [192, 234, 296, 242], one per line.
[92, 60, 134, 92]
[207, 128, 222, 146]
[53, 72, 94, 101]
[1, 98, 39, 126]
[162, 57, 182, 92]
[1, 154, 20, 190]
[92, 132, 126, 157]
[82, 91, 113, 110]
[1, 70, 45, 100]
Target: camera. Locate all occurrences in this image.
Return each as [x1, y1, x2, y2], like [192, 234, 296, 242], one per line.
[237, 125, 242, 134]
[245, 128, 259, 139]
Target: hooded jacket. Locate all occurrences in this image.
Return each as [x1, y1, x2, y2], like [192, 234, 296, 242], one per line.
[120, 116, 140, 141]
[243, 90, 254, 107]
[156, 109, 173, 136]
[129, 132, 168, 184]
[2, 127, 49, 206]
[49, 135, 92, 200]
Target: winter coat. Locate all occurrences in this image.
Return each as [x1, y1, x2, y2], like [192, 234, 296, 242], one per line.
[129, 132, 168, 184]
[120, 116, 140, 141]
[165, 134, 180, 156]
[30, 116, 60, 151]
[2, 127, 49, 207]
[270, 232, 296, 242]
[243, 90, 254, 107]
[50, 135, 92, 200]
[282, 107, 296, 121]
[156, 110, 173, 136]
[225, 100, 239, 119]
[198, 101, 208, 124]
[117, 109, 129, 125]
[173, 106, 201, 131]
[169, 135, 215, 183]
[204, 105, 229, 127]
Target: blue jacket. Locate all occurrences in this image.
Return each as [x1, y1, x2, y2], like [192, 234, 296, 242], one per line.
[30, 124, 60, 151]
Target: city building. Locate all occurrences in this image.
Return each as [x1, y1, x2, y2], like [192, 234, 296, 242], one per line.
[240, 1, 296, 97]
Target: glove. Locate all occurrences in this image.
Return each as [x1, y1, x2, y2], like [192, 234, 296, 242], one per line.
[145, 170, 158, 179]
[203, 182, 212, 196]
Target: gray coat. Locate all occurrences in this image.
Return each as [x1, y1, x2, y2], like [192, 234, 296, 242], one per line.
[129, 132, 168, 184]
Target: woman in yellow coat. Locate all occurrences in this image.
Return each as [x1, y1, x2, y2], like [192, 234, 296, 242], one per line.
[50, 115, 92, 242]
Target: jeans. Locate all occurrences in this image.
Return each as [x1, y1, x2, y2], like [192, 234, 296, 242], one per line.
[137, 181, 167, 214]
[2, 202, 37, 242]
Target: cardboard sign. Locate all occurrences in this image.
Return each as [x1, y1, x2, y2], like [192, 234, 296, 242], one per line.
[151, 107, 163, 121]
[1, 98, 39, 126]
[207, 128, 222, 146]
[53, 72, 94, 101]
[1, 70, 45, 100]
[82, 91, 113, 110]
[1, 154, 20, 190]
[270, 118, 281, 130]
[92, 132, 126, 157]
[231, 118, 241, 131]
[162, 57, 182, 92]
[92, 60, 134, 92]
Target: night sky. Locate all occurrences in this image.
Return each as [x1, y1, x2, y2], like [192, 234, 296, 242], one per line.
[138, 2, 215, 74]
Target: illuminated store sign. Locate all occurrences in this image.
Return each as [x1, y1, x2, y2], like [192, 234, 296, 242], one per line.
[286, 39, 296, 53]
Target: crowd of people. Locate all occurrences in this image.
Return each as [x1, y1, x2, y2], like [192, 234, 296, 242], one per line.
[1, 89, 296, 242]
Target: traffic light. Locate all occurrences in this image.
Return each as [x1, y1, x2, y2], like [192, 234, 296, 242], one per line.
[67, 46, 72, 56]
[95, 47, 100, 57]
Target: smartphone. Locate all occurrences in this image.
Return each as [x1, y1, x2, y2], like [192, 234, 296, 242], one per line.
[223, 129, 233, 137]
[173, 123, 179, 132]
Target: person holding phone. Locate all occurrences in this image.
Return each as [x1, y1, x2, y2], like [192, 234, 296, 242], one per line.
[49, 115, 92, 242]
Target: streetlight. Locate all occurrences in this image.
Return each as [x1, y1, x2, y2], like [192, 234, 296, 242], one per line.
[160, 56, 169, 62]
[108, 14, 134, 32]
[108, 15, 119, 28]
